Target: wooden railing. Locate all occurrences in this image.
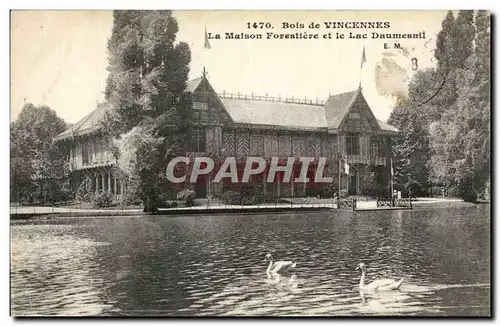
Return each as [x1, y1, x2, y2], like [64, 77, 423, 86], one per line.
[395, 198, 413, 208]
[218, 92, 326, 106]
[347, 155, 371, 165]
[69, 151, 116, 171]
[346, 155, 387, 167]
[377, 198, 393, 208]
[338, 198, 357, 211]
[377, 197, 413, 208]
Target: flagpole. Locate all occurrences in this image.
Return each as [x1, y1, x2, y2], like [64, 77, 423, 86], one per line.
[203, 67, 211, 202]
[359, 46, 366, 89]
[338, 136, 341, 197]
[390, 157, 394, 198]
[346, 163, 349, 195]
[338, 156, 341, 196]
[203, 26, 212, 201]
[359, 66, 362, 90]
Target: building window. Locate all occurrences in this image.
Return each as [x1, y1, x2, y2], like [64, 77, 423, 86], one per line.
[346, 133, 359, 155]
[95, 140, 102, 163]
[193, 102, 208, 111]
[349, 112, 361, 119]
[90, 140, 96, 163]
[371, 140, 380, 156]
[191, 127, 206, 152]
[82, 142, 89, 165]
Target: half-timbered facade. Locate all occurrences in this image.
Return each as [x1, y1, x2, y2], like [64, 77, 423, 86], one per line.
[54, 74, 398, 199]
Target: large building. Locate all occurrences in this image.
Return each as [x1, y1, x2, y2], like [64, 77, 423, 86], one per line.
[53, 74, 399, 200]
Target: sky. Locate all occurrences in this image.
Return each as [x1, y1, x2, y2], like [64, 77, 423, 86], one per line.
[10, 10, 449, 125]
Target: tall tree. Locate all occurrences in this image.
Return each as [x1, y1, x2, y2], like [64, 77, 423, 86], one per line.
[431, 11, 476, 119]
[390, 10, 490, 201]
[10, 135, 34, 202]
[10, 103, 69, 203]
[450, 10, 475, 69]
[434, 11, 455, 72]
[471, 10, 491, 200]
[11, 103, 67, 156]
[475, 10, 491, 80]
[389, 71, 435, 197]
[427, 11, 490, 202]
[102, 10, 193, 212]
[30, 144, 72, 204]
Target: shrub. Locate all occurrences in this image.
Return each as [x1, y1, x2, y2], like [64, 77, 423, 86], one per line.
[92, 191, 113, 208]
[120, 176, 142, 206]
[323, 183, 337, 198]
[305, 185, 335, 198]
[221, 190, 261, 205]
[339, 189, 348, 198]
[376, 184, 389, 198]
[483, 179, 491, 201]
[253, 193, 266, 204]
[305, 187, 321, 198]
[253, 193, 276, 204]
[221, 190, 241, 205]
[76, 177, 94, 202]
[128, 197, 143, 206]
[241, 195, 255, 205]
[163, 201, 180, 208]
[362, 186, 376, 197]
[177, 188, 196, 207]
[157, 192, 170, 208]
[240, 183, 263, 196]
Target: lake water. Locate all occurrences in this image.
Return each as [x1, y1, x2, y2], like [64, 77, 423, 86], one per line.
[10, 205, 491, 317]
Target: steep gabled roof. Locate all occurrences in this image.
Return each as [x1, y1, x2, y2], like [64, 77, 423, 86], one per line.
[54, 77, 399, 141]
[323, 88, 398, 133]
[377, 119, 399, 132]
[53, 104, 108, 141]
[186, 77, 203, 93]
[324, 89, 360, 129]
[220, 98, 327, 130]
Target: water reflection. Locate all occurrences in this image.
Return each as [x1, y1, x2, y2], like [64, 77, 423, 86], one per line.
[10, 224, 115, 316]
[10, 205, 491, 316]
[358, 289, 436, 315]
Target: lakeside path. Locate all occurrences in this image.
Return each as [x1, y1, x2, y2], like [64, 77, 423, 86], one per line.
[10, 198, 479, 219]
[10, 203, 335, 218]
[10, 206, 143, 215]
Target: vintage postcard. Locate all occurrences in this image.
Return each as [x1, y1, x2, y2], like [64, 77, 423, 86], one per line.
[10, 10, 491, 317]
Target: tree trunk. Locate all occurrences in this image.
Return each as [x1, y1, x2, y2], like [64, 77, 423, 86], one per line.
[459, 176, 477, 203]
[141, 186, 159, 213]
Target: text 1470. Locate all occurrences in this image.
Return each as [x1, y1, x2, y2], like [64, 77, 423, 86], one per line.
[247, 22, 273, 29]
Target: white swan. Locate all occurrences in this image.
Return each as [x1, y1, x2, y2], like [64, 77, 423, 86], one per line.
[264, 253, 296, 274]
[356, 263, 404, 291]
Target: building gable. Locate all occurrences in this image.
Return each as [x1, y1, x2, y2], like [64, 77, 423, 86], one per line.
[188, 76, 234, 125]
[324, 90, 358, 130]
[339, 91, 381, 133]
